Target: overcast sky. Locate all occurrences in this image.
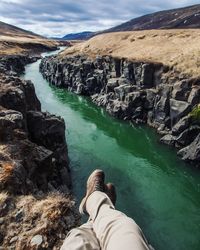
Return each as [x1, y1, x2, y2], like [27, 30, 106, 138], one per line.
[0, 0, 199, 37]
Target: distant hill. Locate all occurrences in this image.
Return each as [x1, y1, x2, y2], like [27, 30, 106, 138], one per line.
[0, 21, 58, 55]
[61, 4, 200, 41]
[62, 31, 95, 40]
[0, 21, 43, 38]
[105, 4, 200, 33]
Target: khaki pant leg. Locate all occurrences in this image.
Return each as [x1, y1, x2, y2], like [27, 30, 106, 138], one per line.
[61, 221, 100, 250]
[86, 191, 153, 250]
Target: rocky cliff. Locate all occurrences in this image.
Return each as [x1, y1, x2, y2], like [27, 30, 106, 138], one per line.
[0, 55, 79, 249]
[40, 55, 200, 167]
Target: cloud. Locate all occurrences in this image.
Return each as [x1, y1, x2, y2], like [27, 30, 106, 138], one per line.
[0, 0, 199, 37]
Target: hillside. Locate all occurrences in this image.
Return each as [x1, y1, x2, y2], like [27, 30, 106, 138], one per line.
[62, 31, 94, 40]
[0, 21, 58, 55]
[60, 29, 200, 78]
[0, 21, 42, 38]
[60, 4, 200, 41]
[105, 4, 200, 33]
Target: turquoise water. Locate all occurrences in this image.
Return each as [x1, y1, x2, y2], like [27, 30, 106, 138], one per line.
[22, 49, 200, 250]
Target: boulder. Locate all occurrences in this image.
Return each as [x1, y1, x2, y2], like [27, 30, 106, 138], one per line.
[178, 133, 200, 166]
[26, 111, 66, 151]
[85, 77, 99, 94]
[92, 93, 112, 107]
[188, 87, 200, 106]
[106, 99, 129, 119]
[132, 106, 143, 121]
[83, 61, 94, 76]
[176, 126, 200, 147]
[160, 134, 177, 146]
[106, 78, 119, 93]
[118, 77, 133, 86]
[144, 89, 157, 110]
[171, 80, 191, 101]
[114, 84, 134, 101]
[0, 109, 25, 142]
[157, 84, 173, 98]
[22, 80, 41, 111]
[0, 86, 26, 115]
[30, 235, 43, 247]
[170, 99, 191, 126]
[154, 96, 170, 123]
[76, 83, 85, 95]
[125, 91, 142, 107]
[172, 115, 191, 135]
[26, 111, 70, 187]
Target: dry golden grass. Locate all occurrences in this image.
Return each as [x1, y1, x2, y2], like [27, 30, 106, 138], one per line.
[29, 192, 73, 221]
[60, 29, 200, 77]
[0, 21, 59, 55]
[1, 191, 79, 249]
[0, 161, 14, 184]
[0, 191, 8, 204]
[0, 35, 58, 55]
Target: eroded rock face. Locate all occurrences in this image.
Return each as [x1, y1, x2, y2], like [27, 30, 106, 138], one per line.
[0, 55, 78, 249]
[178, 133, 200, 165]
[0, 57, 71, 193]
[40, 55, 200, 166]
[27, 111, 71, 187]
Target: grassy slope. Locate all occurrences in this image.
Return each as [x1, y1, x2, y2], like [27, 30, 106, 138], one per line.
[60, 29, 200, 78]
[0, 21, 58, 55]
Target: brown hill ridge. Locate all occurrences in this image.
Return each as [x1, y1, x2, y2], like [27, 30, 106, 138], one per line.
[0, 21, 42, 38]
[62, 4, 200, 40]
[104, 4, 200, 33]
[0, 21, 58, 55]
[60, 29, 200, 78]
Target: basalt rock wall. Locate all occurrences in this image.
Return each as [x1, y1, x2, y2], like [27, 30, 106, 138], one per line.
[0, 55, 71, 193]
[0, 55, 78, 249]
[40, 55, 200, 167]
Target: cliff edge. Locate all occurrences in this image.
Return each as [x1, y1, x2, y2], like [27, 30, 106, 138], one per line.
[0, 56, 79, 249]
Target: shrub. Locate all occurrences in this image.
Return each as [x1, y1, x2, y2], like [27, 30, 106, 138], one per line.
[190, 105, 200, 123]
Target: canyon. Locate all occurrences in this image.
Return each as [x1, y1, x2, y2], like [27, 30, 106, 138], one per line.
[40, 52, 200, 167]
[0, 3, 200, 249]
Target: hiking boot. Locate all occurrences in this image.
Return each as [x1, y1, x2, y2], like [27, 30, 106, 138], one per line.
[79, 169, 105, 214]
[105, 183, 116, 206]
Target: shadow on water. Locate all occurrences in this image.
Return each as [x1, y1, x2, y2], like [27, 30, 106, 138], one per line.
[23, 55, 200, 250]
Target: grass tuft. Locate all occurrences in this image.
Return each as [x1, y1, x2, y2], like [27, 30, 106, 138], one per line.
[190, 104, 200, 123]
[0, 161, 14, 184]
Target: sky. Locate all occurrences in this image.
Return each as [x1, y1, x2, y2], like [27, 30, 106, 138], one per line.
[0, 0, 199, 37]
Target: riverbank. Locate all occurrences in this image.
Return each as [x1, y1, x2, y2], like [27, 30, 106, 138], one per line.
[40, 54, 200, 167]
[0, 53, 79, 249]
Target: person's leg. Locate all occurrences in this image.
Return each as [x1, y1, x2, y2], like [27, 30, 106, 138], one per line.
[86, 191, 153, 250]
[60, 221, 100, 250]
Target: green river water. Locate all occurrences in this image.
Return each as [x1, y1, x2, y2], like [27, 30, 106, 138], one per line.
[22, 49, 200, 250]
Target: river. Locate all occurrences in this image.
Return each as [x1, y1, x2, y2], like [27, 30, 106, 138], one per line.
[22, 48, 200, 250]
